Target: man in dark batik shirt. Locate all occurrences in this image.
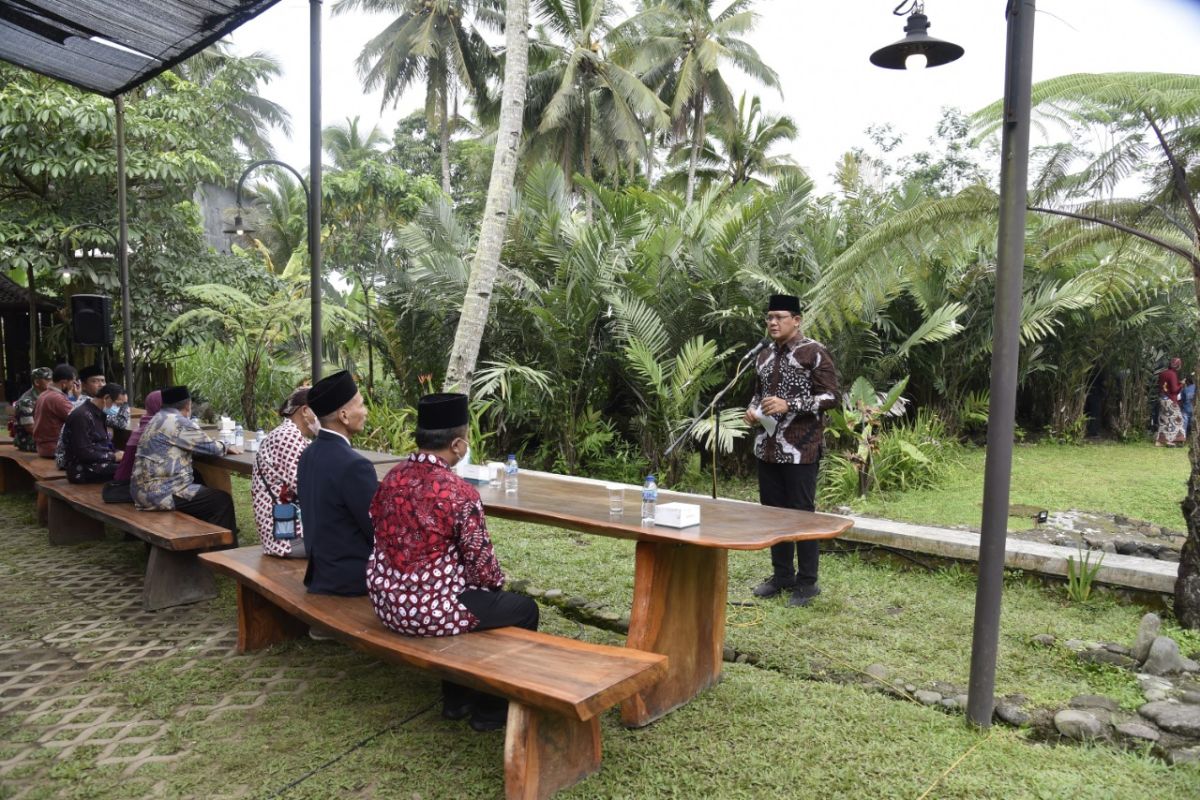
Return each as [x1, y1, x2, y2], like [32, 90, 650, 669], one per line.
[744, 294, 839, 607]
[61, 365, 120, 484]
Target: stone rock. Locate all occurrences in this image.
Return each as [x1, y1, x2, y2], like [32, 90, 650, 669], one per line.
[939, 697, 960, 710]
[1114, 722, 1160, 743]
[1181, 691, 1200, 705]
[1138, 674, 1173, 693]
[1133, 613, 1161, 663]
[735, 653, 749, 663]
[995, 702, 1030, 727]
[904, 684, 916, 693]
[723, 646, 735, 662]
[1070, 694, 1119, 712]
[914, 690, 942, 706]
[1079, 650, 1137, 669]
[1063, 639, 1089, 652]
[864, 663, 891, 682]
[1167, 746, 1200, 765]
[1104, 643, 1132, 656]
[1144, 689, 1171, 703]
[1144, 637, 1190, 676]
[525, 586, 545, 597]
[1055, 709, 1106, 741]
[1031, 633, 1056, 647]
[1184, 658, 1200, 673]
[542, 589, 563, 600]
[1141, 703, 1200, 737]
[566, 596, 588, 608]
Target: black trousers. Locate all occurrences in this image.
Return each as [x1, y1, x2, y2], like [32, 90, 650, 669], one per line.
[757, 460, 820, 587]
[173, 487, 239, 546]
[443, 589, 540, 722]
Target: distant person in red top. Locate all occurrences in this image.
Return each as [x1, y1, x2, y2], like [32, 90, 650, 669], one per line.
[368, 392, 538, 732]
[1156, 357, 1187, 447]
[32, 364, 77, 458]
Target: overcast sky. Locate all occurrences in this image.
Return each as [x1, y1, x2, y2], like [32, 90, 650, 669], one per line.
[228, 0, 1200, 193]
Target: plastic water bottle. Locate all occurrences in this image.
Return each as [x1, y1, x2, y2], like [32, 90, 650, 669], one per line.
[234, 424, 244, 449]
[641, 474, 658, 526]
[504, 454, 519, 495]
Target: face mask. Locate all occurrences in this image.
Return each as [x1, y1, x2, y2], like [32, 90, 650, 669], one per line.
[105, 406, 118, 417]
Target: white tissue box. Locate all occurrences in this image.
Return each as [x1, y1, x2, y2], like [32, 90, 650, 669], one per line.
[654, 502, 701, 528]
[457, 463, 492, 483]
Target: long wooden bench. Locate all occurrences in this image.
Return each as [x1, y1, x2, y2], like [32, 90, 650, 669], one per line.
[200, 547, 669, 800]
[36, 481, 234, 611]
[0, 444, 66, 525]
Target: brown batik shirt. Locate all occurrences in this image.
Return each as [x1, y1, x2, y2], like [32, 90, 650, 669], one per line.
[749, 332, 840, 465]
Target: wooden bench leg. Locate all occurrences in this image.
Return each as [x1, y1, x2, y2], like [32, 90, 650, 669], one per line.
[36, 491, 49, 527]
[621, 541, 727, 728]
[46, 495, 105, 545]
[1, 460, 34, 494]
[504, 703, 601, 800]
[142, 548, 218, 611]
[235, 583, 308, 653]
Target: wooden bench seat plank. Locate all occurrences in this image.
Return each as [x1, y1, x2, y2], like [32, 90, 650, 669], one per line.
[201, 548, 667, 723]
[36, 481, 232, 551]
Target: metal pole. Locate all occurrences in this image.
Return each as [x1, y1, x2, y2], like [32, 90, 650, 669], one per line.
[309, 0, 323, 382]
[966, 0, 1036, 728]
[115, 95, 134, 395]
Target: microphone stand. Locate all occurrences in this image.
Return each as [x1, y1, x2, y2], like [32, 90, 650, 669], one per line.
[663, 354, 758, 499]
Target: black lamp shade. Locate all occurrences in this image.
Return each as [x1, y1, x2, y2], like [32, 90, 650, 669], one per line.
[870, 12, 964, 70]
[223, 213, 256, 236]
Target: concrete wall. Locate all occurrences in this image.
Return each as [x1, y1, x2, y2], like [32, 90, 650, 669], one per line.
[193, 183, 239, 255]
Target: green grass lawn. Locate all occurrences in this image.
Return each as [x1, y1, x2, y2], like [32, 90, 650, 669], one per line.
[824, 441, 1191, 532]
[4, 444, 1200, 799]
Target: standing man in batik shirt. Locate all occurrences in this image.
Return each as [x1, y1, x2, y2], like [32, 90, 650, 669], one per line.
[744, 294, 840, 607]
[368, 392, 539, 731]
[12, 367, 52, 452]
[253, 387, 317, 558]
[133, 385, 241, 537]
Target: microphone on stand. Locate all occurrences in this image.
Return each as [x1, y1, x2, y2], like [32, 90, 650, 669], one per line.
[739, 337, 771, 364]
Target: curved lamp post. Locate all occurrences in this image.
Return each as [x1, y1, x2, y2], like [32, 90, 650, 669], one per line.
[871, 1, 1035, 729]
[870, 1, 964, 70]
[225, 158, 321, 382]
[56, 222, 131, 392]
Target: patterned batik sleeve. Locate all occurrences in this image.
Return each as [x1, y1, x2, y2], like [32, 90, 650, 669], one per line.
[456, 499, 504, 591]
[175, 419, 228, 456]
[811, 344, 840, 412]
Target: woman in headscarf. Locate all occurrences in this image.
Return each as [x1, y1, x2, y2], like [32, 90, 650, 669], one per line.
[252, 387, 318, 558]
[1156, 358, 1187, 447]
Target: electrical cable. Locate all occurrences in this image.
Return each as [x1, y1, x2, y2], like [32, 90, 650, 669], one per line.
[267, 697, 438, 798]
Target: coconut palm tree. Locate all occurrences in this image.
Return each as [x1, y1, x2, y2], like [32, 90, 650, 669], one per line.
[323, 116, 390, 170]
[333, 0, 497, 194]
[523, 0, 668, 202]
[626, 0, 780, 204]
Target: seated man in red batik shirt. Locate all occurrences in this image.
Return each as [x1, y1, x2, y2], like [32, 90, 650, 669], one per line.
[368, 392, 538, 732]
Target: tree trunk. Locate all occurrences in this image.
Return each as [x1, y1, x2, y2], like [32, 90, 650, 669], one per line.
[26, 264, 37, 368]
[582, 91, 593, 222]
[442, 0, 529, 393]
[685, 95, 705, 206]
[242, 358, 258, 430]
[439, 71, 453, 197]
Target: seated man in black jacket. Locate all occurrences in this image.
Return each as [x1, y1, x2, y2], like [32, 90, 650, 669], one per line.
[297, 370, 377, 596]
[61, 365, 120, 484]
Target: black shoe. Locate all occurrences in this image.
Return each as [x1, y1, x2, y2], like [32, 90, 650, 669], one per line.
[442, 702, 473, 721]
[468, 713, 506, 732]
[787, 584, 821, 607]
[752, 576, 795, 598]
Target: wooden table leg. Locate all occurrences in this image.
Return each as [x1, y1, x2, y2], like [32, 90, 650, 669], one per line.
[236, 583, 308, 653]
[143, 548, 218, 611]
[504, 702, 601, 800]
[1, 460, 34, 494]
[621, 541, 727, 728]
[47, 496, 106, 545]
[193, 462, 233, 496]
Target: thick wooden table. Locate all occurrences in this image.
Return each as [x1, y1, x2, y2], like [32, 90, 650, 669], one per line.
[195, 446, 404, 494]
[374, 466, 853, 727]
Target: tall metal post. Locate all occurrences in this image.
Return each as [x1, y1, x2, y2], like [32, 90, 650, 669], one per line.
[966, 0, 1036, 728]
[309, 0, 323, 382]
[115, 95, 134, 395]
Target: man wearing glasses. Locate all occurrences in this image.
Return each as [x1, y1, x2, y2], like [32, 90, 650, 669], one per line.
[744, 294, 840, 607]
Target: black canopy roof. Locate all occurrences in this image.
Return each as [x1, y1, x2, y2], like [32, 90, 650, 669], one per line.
[0, 0, 284, 97]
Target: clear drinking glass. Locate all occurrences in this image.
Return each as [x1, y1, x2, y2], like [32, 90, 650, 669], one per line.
[607, 484, 625, 516]
[488, 462, 504, 489]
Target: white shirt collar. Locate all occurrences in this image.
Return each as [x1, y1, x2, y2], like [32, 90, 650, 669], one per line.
[322, 428, 351, 447]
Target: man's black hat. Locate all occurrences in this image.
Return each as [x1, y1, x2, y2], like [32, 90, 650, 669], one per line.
[767, 294, 802, 314]
[78, 365, 103, 381]
[307, 371, 358, 418]
[161, 385, 190, 405]
[417, 393, 468, 430]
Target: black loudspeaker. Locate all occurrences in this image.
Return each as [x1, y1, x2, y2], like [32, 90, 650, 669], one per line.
[71, 294, 113, 346]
